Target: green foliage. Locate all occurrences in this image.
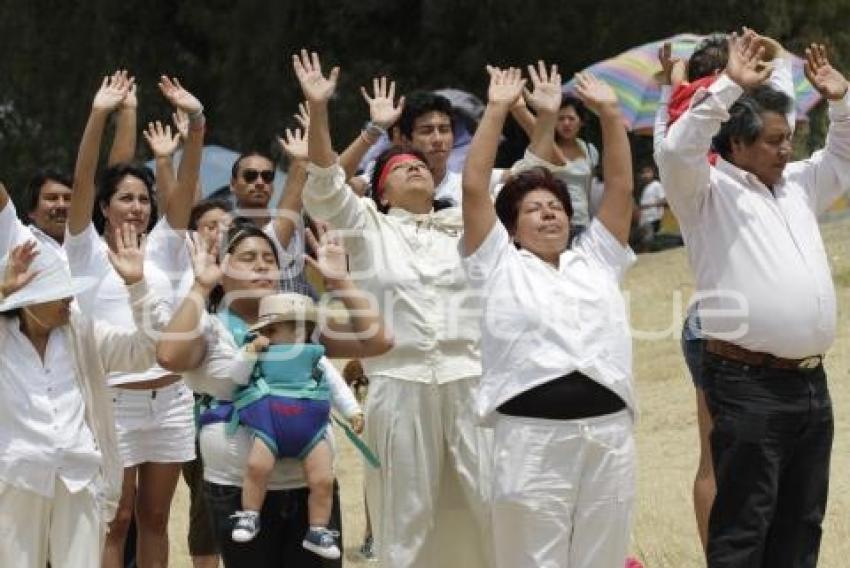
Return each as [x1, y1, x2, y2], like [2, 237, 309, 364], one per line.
[1, 0, 848, 204]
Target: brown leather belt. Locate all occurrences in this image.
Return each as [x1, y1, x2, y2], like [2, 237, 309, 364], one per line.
[705, 339, 823, 371]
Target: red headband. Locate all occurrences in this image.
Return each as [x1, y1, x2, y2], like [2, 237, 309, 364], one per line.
[376, 153, 421, 201]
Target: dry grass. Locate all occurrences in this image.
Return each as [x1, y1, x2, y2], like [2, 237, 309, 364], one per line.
[168, 217, 850, 567]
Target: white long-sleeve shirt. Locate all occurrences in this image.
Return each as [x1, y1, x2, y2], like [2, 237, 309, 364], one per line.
[655, 74, 850, 358]
[302, 163, 481, 384]
[0, 279, 168, 520]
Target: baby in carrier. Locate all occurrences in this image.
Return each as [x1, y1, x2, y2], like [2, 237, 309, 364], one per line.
[226, 292, 363, 559]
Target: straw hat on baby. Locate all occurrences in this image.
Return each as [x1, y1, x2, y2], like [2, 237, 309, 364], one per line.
[249, 292, 348, 332]
[0, 244, 97, 312]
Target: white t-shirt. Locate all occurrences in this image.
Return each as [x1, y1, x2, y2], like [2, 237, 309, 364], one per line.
[65, 223, 175, 386]
[639, 180, 666, 226]
[463, 218, 636, 425]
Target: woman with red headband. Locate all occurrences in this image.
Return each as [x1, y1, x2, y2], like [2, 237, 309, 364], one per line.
[292, 49, 497, 568]
[294, 49, 580, 567]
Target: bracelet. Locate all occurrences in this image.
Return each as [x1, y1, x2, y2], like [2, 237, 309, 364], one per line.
[364, 121, 386, 141]
[189, 114, 206, 131]
[188, 108, 205, 123]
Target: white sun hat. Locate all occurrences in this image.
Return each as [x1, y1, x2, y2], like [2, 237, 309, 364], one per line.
[0, 244, 98, 312]
[249, 292, 348, 332]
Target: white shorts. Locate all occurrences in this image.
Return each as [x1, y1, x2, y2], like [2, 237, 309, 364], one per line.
[111, 381, 196, 468]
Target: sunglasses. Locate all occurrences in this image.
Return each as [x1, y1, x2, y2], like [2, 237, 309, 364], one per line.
[242, 169, 275, 184]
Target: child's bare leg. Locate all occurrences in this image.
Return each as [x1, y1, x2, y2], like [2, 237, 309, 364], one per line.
[242, 438, 276, 512]
[302, 440, 334, 526]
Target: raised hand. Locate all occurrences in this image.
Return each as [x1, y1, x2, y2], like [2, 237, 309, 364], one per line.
[172, 109, 189, 140]
[485, 65, 526, 108]
[658, 42, 685, 86]
[725, 31, 774, 90]
[0, 240, 40, 298]
[115, 70, 138, 110]
[293, 49, 340, 105]
[305, 224, 348, 289]
[361, 77, 405, 130]
[804, 43, 849, 101]
[277, 126, 308, 162]
[143, 120, 181, 158]
[524, 60, 562, 115]
[158, 76, 203, 115]
[743, 26, 784, 61]
[189, 233, 226, 292]
[92, 70, 134, 112]
[574, 72, 619, 115]
[294, 102, 310, 130]
[107, 224, 146, 285]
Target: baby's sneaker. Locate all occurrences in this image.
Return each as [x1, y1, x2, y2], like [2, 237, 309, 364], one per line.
[302, 526, 341, 559]
[231, 510, 261, 542]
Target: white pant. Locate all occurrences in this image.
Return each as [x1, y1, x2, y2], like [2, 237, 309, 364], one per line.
[364, 377, 493, 568]
[492, 410, 635, 568]
[0, 477, 103, 567]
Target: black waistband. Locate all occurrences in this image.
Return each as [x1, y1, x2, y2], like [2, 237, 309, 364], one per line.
[498, 372, 625, 420]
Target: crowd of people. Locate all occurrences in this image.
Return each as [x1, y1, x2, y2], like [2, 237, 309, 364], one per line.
[0, 26, 847, 568]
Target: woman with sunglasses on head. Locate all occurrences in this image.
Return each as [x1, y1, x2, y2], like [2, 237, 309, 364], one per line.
[65, 71, 205, 568]
[155, 218, 392, 567]
[461, 63, 637, 567]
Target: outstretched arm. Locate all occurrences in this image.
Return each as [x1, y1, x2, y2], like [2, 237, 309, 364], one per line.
[462, 66, 527, 255]
[158, 76, 205, 230]
[272, 120, 309, 248]
[306, 226, 393, 358]
[798, 42, 850, 212]
[576, 73, 633, 245]
[294, 50, 367, 230]
[294, 49, 339, 169]
[156, 235, 222, 372]
[338, 77, 405, 179]
[68, 72, 134, 236]
[142, 120, 181, 218]
[109, 71, 138, 166]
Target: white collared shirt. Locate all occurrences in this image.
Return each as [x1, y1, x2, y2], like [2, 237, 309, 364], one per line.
[0, 279, 166, 516]
[656, 74, 850, 358]
[0, 321, 100, 496]
[303, 163, 481, 384]
[65, 223, 176, 386]
[463, 219, 636, 425]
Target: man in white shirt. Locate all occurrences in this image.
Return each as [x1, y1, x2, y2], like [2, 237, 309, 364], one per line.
[656, 34, 850, 567]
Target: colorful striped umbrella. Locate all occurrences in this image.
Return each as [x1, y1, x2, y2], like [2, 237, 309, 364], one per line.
[564, 33, 822, 133]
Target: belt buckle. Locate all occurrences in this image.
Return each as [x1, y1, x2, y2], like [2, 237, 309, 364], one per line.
[798, 356, 821, 370]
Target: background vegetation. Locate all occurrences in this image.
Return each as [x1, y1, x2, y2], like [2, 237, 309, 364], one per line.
[2, 0, 850, 203]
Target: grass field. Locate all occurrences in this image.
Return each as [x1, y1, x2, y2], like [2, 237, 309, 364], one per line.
[168, 217, 850, 567]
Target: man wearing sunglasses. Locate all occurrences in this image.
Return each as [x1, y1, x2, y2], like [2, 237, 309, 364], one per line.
[230, 152, 277, 226]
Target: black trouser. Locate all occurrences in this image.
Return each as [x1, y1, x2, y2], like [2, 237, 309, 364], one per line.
[204, 481, 343, 567]
[702, 354, 833, 568]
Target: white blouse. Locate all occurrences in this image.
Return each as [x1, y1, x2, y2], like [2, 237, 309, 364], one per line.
[463, 219, 637, 426]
